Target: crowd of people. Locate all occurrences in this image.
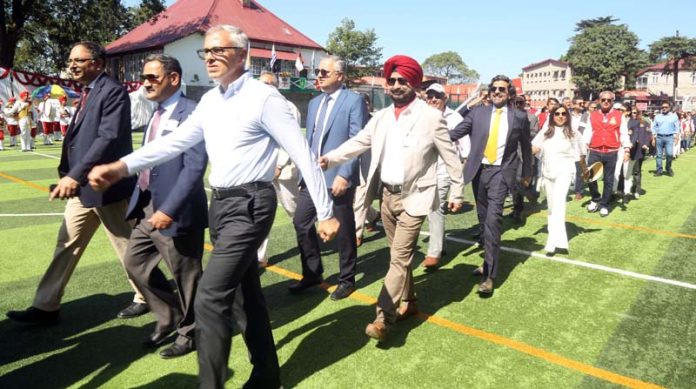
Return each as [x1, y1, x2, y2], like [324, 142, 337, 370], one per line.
[0, 93, 76, 151]
[3, 23, 694, 389]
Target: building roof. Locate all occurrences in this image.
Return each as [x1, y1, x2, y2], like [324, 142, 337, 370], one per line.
[636, 57, 696, 76]
[521, 58, 569, 72]
[106, 0, 323, 55]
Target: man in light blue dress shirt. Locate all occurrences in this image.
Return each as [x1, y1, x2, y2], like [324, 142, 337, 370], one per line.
[88, 24, 339, 389]
[652, 101, 679, 176]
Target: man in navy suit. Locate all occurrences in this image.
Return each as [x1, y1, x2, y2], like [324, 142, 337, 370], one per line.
[290, 55, 368, 300]
[450, 75, 532, 295]
[122, 54, 208, 359]
[7, 41, 144, 324]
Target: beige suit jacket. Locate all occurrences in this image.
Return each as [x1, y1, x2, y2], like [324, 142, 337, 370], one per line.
[324, 99, 464, 217]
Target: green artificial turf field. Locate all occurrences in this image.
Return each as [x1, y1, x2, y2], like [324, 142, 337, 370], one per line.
[0, 134, 694, 388]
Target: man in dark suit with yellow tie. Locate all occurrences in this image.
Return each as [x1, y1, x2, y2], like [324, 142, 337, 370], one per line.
[450, 75, 532, 295]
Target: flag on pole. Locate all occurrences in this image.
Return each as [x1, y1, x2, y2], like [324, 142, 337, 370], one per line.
[270, 43, 277, 71]
[294, 51, 304, 72]
[244, 40, 251, 70]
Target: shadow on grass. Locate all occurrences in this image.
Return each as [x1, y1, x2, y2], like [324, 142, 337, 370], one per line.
[277, 304, 374, 388]
[0, 293, 156, 389]
[132, 373, 199, 388]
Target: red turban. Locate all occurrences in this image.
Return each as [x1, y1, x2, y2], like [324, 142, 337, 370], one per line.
[8, 97, 16, 103]
[19, 91, 29, 100]
[383, 55, 423, 88]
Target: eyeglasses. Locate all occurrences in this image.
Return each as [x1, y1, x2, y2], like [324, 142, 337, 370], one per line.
[196, 46, 241, 60]
[426, 91, 445, 100]
[489, 86, 508, 94]
[139, 73, 164, 83]
[66, 58, 95, 66]
[600, 98, 613, 103]
[554, 111, 568, 117]
[386, 77, 409, 86]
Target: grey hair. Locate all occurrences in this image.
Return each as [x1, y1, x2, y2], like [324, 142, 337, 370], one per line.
[599, 90, 615, 100]
[206, 24, 249, 49]
[144, 53, 183, 78]
[322, 55, 346, 73]
[259, 70, 278, 87]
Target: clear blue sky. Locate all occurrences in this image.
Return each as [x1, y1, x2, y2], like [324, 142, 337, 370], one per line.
[126, 0, 696, 81]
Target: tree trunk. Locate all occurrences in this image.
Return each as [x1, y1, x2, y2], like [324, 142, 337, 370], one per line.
[673, 58, 679, 101]
[0, 0, 34, 68]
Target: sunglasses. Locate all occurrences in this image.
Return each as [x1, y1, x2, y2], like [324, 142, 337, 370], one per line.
[631, 111, 638, 114]
[426, 91, 445, 100]
[139, 73, 164, 83]
[386, 77, 409, 86]
[314, 68, 338, 77]
[554, 111, 568, 117]
[489, 86, 508, 94]
[66, 57, 95, 66]
[600, 98, 613, 103]
[661, 106, 670, 109]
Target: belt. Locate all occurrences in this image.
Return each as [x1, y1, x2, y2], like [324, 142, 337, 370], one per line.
[211, 181, 273, 199]
[656, 133, 674, 137]
[382, 183, 403, 194]
[589, 147, 620, 153]
[481, 164, 501, 169]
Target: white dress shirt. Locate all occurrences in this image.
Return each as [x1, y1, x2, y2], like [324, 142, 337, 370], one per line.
[380, 100, 420, 185]
[482, 105, 509, 165]
[143, 91, 181, 142]
[313, 88, 342, 155]
[122, 72, 334, 220]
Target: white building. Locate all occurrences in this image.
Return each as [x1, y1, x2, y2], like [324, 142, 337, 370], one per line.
[521, 59, 576, 108]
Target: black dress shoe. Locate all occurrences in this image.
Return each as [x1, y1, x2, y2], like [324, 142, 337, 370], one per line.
[6, 307, 59, 325]
[666, 170, 674, 177]
[160, 342, 195, 359]
[471, 266, 484, 276]
[117, 302, 150, 319]
[330, 283, 355, 300]
[288, 278, 322, 294]
[143, 326, 176, 347]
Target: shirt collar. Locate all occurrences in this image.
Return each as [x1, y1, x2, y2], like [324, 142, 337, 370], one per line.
[326, 86, 343, 101]
[219, 71, 251, 99]
[158, 90, 181, 112]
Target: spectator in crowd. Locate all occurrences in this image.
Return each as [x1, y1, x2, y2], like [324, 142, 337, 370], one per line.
[570, 96, 589, 200]
[651, 101, 679, 177]
[626, 108, 652, 200]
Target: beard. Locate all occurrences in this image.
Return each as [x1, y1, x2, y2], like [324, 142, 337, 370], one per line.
[389, 87, 416, 107]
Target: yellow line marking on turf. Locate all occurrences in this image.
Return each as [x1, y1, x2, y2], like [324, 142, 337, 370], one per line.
[0, 171, 49, 192]
[0, 169, 670, 387]
[203, 242, 663, 388]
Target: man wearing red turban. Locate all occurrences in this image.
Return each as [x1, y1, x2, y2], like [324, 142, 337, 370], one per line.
[319, 55, 465, 341]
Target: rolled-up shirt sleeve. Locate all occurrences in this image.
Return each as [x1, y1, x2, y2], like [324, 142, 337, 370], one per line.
[121, 108, 205, 175]
[261, 94, 334, 220]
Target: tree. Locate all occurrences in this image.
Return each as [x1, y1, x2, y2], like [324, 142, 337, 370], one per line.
[326, 18, 382, 85]
[0, 0, 39, 68]
[422, 51, 478, 83]
[5, 0, 166, 74]
[648, 34, 696, 99]
[564, 17, 648, 98]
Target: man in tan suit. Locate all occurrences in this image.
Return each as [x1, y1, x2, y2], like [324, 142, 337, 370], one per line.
[319, 55, 464, 341]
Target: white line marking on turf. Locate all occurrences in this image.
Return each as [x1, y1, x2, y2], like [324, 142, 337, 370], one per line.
[438, 233, 696, 291]
[29, 147, 213, 192]
[32, 152, 60, 160]
[0, 213, 63, 217]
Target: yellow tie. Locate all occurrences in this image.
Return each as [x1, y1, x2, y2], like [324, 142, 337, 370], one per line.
[484, 109, 503, 163]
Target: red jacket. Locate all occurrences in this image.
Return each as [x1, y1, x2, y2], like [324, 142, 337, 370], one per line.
[589, 109, 623, 151]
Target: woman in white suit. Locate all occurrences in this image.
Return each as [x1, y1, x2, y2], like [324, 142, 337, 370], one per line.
[533, 105, 583, 255]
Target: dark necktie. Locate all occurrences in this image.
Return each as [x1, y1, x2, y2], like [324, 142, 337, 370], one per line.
[75, 87, 91, 122]
[137, 106, 164, 191]
[310, 95, 331, 156]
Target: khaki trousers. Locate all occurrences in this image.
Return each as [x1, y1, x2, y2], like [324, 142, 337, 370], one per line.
[376, 188, 425, 324]
[33, 197, 145, 311]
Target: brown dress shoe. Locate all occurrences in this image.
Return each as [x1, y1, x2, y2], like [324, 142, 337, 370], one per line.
[396, 302, 418, 322]
[421, 256, 439, 269]
[478, 278, 494, 294]
[356, 237, 363, 247]
[574, 193, 583, 201]
[365, 320, 388, 341]
[471, 266, 484, 276]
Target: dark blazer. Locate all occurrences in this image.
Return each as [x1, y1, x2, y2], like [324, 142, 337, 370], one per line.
[126, 96, 208, 238]
[58, 73, 136, 207]
[305, 87, 367, 189]
[450, 104, 532, 187]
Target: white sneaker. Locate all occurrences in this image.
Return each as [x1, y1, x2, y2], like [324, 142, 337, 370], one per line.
[634, 192, 640, 199]
[599, 208, 609, 217]
[587, 201, 599, 213]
